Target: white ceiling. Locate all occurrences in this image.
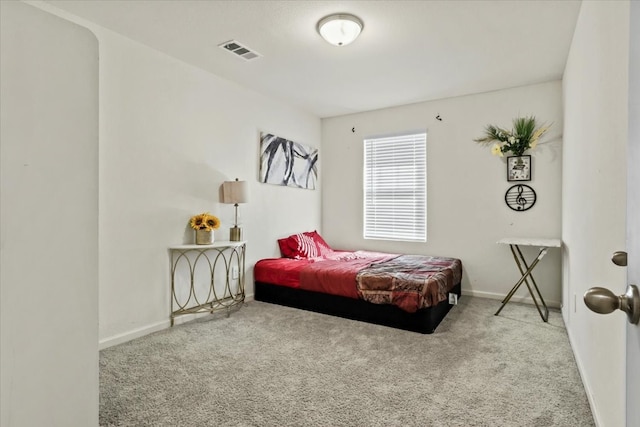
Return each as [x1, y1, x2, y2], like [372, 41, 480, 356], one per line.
[43, 0, 582, 118]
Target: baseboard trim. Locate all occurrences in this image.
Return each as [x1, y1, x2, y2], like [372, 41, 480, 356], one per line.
[565, 325, 601, 427]
[99, 320, 167, 350]
[99, 294, 256, 350]
[463, 289, 561, 309]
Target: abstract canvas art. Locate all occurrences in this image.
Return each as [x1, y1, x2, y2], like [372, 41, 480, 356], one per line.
[260, 133, 318, 190]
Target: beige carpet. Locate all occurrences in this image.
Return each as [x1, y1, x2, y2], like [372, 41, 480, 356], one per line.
[100, 296, 594, 426]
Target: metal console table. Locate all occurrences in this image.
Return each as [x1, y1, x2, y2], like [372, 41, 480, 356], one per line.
[495, 237, 562, 322]
[169, 241, 246, 326]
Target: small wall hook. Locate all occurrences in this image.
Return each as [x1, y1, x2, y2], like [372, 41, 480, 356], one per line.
[436, 115, 442, 122]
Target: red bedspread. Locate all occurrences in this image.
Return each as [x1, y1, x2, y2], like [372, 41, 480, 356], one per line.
[254, 251, 462, 313]
[299, 251, 397, 299]
[253, 257, 311, 288]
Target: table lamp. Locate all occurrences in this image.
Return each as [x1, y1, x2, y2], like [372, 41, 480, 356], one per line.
[222, 178, 248, 241]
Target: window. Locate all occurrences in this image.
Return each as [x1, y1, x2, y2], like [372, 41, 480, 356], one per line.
[363, 132, 427, 242]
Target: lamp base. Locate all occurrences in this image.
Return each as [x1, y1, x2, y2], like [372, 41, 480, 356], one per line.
[230, 226, 242, 241]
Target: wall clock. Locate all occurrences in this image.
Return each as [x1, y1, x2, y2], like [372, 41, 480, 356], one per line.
[507, 155, 531, 181]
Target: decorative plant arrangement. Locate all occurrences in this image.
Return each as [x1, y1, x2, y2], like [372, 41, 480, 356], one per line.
[190, 212, 220, 231]
[189, 212, 220, 244]
[474, 116, 550, 157]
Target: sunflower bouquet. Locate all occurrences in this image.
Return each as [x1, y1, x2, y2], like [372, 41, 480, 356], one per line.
[474, 116, 550, 157]
[189, 212, 221, 231]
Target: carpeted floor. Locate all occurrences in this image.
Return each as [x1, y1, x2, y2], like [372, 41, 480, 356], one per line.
[100, 296, 594, 426]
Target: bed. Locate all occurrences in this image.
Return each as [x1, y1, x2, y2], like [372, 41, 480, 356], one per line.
[254, 231, 463, 334]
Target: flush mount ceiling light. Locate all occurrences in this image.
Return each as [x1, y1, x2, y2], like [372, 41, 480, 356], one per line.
[317, 14, 363, 46]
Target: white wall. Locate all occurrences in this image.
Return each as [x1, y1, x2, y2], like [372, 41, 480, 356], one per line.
[0, 2, 99, 425]
[97, 28, 321, 346]
[322, 82, 564, 306]
[562, 1, 630, 426]
[30, 2, 322, 347]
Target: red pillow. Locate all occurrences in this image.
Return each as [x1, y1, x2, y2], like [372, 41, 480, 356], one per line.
[277, 235, 300, 259]
[277, 231, 333, 259]
[307, 231, 333, 256]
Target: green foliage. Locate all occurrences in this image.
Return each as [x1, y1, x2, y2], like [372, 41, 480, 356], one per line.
[474, 116, 550, 157]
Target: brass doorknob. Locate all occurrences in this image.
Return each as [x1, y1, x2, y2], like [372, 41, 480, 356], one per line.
[584, 285, 640, 325]
[611, 251, 627, 267]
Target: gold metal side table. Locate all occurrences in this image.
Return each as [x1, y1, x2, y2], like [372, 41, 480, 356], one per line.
[169, 241, 246, 326]
[495, 237, 562, 322]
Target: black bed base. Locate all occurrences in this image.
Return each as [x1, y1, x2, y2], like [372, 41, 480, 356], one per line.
[254, 281, 461, 334]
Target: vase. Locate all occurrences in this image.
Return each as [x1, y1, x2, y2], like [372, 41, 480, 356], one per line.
[195, 229, 214, 245]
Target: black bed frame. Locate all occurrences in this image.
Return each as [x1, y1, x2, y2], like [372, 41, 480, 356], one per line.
[254, 281, 461, 334]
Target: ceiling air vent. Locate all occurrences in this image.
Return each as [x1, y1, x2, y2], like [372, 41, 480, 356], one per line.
[218, 40, 262, 61]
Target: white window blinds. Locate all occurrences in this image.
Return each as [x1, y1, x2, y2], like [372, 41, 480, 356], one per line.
[363, 132, 427, 242]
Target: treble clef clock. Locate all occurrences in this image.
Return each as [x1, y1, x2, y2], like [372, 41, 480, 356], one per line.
[505, 184, 536, 211]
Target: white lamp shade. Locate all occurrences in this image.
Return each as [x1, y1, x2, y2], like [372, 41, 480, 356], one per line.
[318, 14, 363, 46]
[222, 180, 248, 204]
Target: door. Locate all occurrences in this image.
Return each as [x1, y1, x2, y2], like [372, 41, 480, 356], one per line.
[627, 2, 640, 425]
[584, 4, 639, 425]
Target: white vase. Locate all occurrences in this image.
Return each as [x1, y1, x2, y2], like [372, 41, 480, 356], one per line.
[195, 229, 214, 245]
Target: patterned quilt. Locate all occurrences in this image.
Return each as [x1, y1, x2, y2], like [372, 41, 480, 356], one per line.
[355, 255, 463, 313]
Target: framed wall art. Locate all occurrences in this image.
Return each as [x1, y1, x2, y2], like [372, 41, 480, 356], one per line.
[259, 133, 318, 190]
[507, 155, 531, 182]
